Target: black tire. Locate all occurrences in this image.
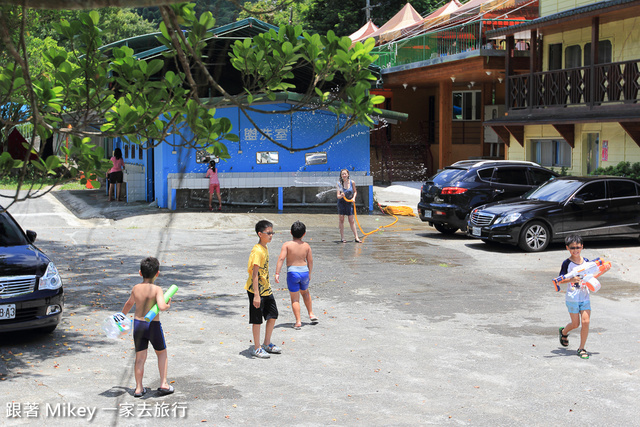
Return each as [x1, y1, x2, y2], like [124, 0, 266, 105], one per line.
[434, 223, 459, 234]
[518, 221, 550, 252]
[38, 325, 57, 334]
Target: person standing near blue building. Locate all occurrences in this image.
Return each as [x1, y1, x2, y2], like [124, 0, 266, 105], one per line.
[336, 169, 361, 243]
[108, 148, 125, 202]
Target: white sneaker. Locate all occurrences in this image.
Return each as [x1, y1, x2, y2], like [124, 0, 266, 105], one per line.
[263, 343, 282, 354]
[252, 347, 270, 359]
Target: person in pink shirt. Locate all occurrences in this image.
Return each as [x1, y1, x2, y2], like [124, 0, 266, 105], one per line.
[205, 160, 222, 211]
[108, 148, 125, 202]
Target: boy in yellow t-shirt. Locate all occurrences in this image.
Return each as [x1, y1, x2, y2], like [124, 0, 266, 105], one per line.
[245, 220, 281, 359]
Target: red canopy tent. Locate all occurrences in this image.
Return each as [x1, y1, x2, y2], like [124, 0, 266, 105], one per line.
[349, 20, 379, 44]
[368, 3, 424, 44]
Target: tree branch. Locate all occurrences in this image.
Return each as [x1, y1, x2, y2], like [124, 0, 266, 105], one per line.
[0, 0, 187, 9]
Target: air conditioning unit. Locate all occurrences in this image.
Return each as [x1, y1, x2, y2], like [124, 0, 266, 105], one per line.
[484, 105, 506, 143]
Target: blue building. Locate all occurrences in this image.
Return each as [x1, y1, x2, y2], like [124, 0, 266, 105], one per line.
[105, 19, 407, 210]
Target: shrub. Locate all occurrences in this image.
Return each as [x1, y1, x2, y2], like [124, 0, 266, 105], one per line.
[591, 161, 640, 180]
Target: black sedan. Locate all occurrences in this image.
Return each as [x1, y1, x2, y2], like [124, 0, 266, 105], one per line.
[467, 176, 640, 252]
[0, 209, 63, 333]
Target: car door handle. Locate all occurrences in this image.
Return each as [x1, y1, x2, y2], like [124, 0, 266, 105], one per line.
[597, 205, 608, 210]
[494, 189, 504, 194]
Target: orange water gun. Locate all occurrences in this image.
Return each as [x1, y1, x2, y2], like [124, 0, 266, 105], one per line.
[552, 258, 611, 292]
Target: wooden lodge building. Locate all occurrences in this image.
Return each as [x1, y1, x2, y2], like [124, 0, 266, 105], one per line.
[366, 0, 640, 181]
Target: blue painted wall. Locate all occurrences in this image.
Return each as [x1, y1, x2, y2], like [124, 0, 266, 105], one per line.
[115, 103, 371, 208]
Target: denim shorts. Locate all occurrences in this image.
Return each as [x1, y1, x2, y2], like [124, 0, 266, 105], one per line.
[566, 299, 591, 313]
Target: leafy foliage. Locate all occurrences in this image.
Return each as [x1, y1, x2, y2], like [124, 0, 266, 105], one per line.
[0, 3, 386, 208]
[134, 0, 250, 27]
[238, 0, 310, 28]
[591, 161, 640, 180]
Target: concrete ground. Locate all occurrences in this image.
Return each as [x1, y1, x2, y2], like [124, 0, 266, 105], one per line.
[1, 186, 639, 426]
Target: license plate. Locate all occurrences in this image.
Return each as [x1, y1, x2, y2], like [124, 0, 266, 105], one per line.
[472, 227, 481, 237]
[0, 304, 16, 320]
[424, 210, 432, 218]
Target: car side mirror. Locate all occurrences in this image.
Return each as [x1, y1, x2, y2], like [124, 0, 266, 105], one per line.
[572, 197, 585, 206]
[26, 230, 37, 243]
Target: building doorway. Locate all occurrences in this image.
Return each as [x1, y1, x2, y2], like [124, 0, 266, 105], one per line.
[583, 133, 599, 175]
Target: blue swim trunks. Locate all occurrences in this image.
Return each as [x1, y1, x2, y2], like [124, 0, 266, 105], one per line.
[287, 265, 310, 293]
[566, 299, 591, 313]
[133, 319, 167, 352]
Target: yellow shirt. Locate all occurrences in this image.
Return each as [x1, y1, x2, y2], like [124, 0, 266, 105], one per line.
[245, 243, 272, 296]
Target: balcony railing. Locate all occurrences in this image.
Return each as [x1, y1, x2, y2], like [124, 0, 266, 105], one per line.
[508, 59, 640, 109]
[371, 19, 526, 69]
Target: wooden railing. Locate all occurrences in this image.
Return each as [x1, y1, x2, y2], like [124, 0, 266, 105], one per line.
[508, 59, 640, 109]
[371, 19, 525, 68]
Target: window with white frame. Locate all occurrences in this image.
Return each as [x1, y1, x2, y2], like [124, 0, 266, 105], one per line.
[529, 139, 571, 167]
[452, 90, 481, 121]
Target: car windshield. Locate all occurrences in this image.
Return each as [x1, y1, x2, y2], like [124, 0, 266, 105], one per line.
[0, 214, 28, 246]
[430, 168, 470, 185]
[524, 179, 584, 202]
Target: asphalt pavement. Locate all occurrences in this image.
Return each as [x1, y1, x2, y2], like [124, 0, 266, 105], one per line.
[1, 185, 640, 426]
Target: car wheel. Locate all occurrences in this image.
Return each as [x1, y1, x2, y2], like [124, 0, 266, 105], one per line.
[38, 325, 57, 334]
[434, 223, 459, 234]
[518, 221, 550, 252]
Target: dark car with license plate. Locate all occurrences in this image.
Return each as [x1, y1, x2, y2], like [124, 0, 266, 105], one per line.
[0, 208, 63, 333]
[467, 176, 640, 252]
[418, 160, 558, 234]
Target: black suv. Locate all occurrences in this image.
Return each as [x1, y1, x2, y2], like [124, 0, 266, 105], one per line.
[0, 208, 63, 333]
[418, 160, 558, 234]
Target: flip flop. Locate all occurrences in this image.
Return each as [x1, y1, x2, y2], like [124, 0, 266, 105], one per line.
[134, 387, 147, 398]
[354, 239, 362, 243]
[310, 316, 319, 324]
[293, 324, 301, 330]
[157, 385, 175, 396]
[341, 239, 347, 243]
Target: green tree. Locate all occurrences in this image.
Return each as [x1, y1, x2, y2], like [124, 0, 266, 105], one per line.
[134, 0, 254, 27]
[94, 8, 157, 44]
[238, 0, 310, 28]
[0, 2, 384, 209]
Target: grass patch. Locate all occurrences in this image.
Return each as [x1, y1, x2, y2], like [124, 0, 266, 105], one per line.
[0, 177, 97, 191]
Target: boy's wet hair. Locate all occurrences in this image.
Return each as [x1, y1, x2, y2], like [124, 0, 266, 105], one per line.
[140, 257, 160, 279]
[255, 220, 273, 235]
[565, 235, 583, 246]
[291, 221, 306, 238]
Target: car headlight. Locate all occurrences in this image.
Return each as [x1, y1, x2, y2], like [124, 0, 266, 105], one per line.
[40, 262, 62, 290]
[494, 212, 521, 224]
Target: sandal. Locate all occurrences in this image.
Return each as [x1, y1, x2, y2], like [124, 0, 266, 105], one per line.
[577, 348, 589, 359]
[341, 239, 347, 243]
[559, 327, 569, 347]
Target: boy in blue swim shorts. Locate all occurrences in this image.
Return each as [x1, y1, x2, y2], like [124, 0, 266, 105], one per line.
[122, 257, 175, 397]
[275, 221, 317, 329]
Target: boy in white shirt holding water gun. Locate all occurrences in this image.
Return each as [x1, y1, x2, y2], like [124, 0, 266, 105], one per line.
[554, 235, 610, 359]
